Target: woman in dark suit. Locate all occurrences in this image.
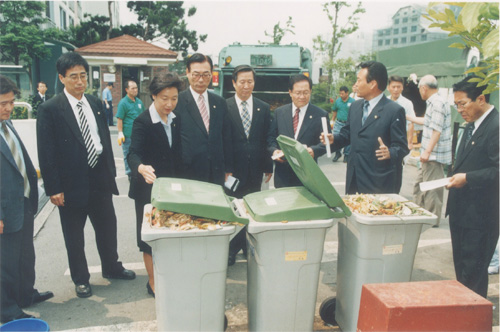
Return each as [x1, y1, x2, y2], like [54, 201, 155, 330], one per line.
[128, 73, 183, 297]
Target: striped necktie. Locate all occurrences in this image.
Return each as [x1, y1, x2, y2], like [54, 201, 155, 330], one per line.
[197, 94, 210, 133]
[293, 108, 300, 135]
[77, 101, 98, 168]
[362, 100, 369, 125]
[2, 122, 30, 197]
[241, 100, 251, 138]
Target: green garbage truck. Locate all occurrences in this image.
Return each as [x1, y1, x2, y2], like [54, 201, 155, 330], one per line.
[212, 43, 312, 110]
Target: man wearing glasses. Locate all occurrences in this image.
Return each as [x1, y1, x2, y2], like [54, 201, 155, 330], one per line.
[407, 75, 452, 227]
[269, 74, 329, 188]
[176, 53, 232, 185]
[37, 52, 135, 299]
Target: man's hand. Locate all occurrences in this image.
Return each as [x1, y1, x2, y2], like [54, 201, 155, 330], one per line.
[446, 173, 467, 189]
[50, 193, 65, 207]
[225, 173, 233, 182]
[272, 150, 286, 163]
[264, 173, 272, 183]
[139, 164, 156, 184]
[408, 142, 414, 151]
[420, 150, 430, 163]
[306, 147, 314, 158]
[0, 220, 3, 234]
[117, 132, 125, 146]
[375, 137, 390, 160]
[320, 133, 334, 145]
[105, 103, 110, 109]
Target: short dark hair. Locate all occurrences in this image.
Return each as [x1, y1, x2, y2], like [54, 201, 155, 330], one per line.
[37, 81, 47, 88]
[149, 72, 184, 97]
[289, 74, 312, 91]
[232, 65, 255, 82]
[388, 75, 404, 85]
[339, 86, 349, 93]
[0, 75, 20, 96]
[56, 52, 89, 76]
[453, 76, 490, 103]
[107, 82, 114, 87]
[358, 61, 388, 91]
[186, 53, 213, 72]
[125, 80, 137, 90]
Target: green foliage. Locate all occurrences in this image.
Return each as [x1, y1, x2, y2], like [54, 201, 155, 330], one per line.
[424, 2, 499, 94]
[125, 1, 207, 57]
[11, 106, 30, 120]
[259, 16, 296, 45]
[313, 2, 365, 101]
[311, 81, 329, 105]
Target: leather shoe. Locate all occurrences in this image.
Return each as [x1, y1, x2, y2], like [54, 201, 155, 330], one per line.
[332, 152, 341, 162]
[102, 269, 136, 280]
[146, 282, 155, 298]
[20, 291, 54, 308]
[228, 252, 236, 266]
[75, 283, 92, 298]
[2, 311, 34, 323]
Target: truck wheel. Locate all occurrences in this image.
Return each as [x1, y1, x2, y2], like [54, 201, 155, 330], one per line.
[319, 296, 337, 325]
[224, 314, 228, 331]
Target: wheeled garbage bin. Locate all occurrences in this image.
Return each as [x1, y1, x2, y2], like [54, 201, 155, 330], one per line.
[141, 178, 248, 332]
[244, 135, 351, 331]
[319, 195, 437, 332]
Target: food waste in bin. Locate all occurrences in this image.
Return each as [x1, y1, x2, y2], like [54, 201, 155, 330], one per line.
[343, 194, 431, 216]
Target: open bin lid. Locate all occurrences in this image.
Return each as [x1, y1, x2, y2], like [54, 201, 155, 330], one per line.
[151, 178, 249, 224]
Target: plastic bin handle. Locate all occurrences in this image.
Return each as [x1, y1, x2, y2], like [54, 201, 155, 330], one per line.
[228, 197, 250, 225]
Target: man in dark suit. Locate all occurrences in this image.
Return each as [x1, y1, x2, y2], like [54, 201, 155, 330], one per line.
[269, 74, 329, 188]
[30, 81, 51, 116]
[226, 65, 273, 265]
[445, 77, 499, 298]
[37, 52, 135, 299]
[175, 53, 232, 185]
[323, 61, 409, 194]
[0, 76, 53, 323]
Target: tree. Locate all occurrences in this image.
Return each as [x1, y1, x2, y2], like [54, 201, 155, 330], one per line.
[424, 2, 499, 94]
[124, 1, 207, 57]
[313, 2, 365, 101]
[259, 16, 295, 45]
[0, 1, 50, 86]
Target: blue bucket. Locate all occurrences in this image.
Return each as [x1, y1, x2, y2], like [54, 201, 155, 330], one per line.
[0, 318, 49, 332]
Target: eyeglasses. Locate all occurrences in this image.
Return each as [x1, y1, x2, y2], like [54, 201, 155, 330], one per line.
[292, 91, 310, 97]
[191, 72, 211, 80]
[454, 100, 471, 110]
[66, 73, 88, 82]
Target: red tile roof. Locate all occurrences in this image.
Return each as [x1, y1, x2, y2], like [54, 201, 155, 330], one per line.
[76, 34, 177, 59]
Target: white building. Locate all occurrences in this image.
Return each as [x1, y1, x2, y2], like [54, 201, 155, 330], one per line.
[42, 1, 120, 30]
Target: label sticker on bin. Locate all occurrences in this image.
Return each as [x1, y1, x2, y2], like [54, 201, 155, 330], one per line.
[285, 251, 307, 261]
[171, 183, 182, 191]
[265, 197, 277, 206]
[383, 244, 403, 255]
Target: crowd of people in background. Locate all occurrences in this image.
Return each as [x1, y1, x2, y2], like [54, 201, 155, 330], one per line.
[0, 51, 498, 324]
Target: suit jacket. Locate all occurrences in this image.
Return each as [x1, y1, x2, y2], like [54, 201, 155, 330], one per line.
[175, 89, 232, 185]
[268, 103, 329, 188]
[226, 96, 273, 197]
[31, 94, 51, 114]
[333, 95, 408, 194]
[37, 93, 118, 206]
[127, 109, 182, 203]
[0, 120, 38, 233]
[446, 108, 499, 229]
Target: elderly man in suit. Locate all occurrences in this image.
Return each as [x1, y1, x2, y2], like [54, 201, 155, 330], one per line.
[269, 74, 329, 188]
[175, 53, 232, 185]
[446, 77, 499, 298]
[226, 65, 273, 265]
[37, 52, 135, 299]
[0, 76, 53, 323]
[322, 61, 409, 194]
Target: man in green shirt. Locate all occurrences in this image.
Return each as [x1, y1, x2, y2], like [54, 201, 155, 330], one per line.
[331, 86, 354, 162]
[117, 80, 144, 179]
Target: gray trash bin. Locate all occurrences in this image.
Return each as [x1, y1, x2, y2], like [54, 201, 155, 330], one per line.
[319, 195, 437, 332]
[243, 135, 350, 331]
[142, 178, 248, 331]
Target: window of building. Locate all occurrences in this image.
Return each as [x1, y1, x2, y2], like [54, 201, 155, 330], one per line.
[410, 36, 416, 42]
[378, 30, 384, 37]
[59, 7, 67, 30]
[395, 19, 399, 24]
[69, 16, 74, 28]
[385, 29, 391, 35]
[402, 27, 407, 33]
[45, 1, 52, 18]
[385, 39, 390, 45]
[394, 28, 399, 34]
[378, 40, 383, 46]
[401, 37, 407, 43]
[421, 34, 427, 41]
[403, 18, 408, 23]
[412, 16, 418, 22]
[393, 38, 398, 44]
[411, 26, 417, 32]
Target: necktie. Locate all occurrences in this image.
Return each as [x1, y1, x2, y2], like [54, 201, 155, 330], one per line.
[77, 101, 98, 168]
[362, 100, 369, 125]
[464, 122, 475, 147]
[197, 94, 210, 133]
[241, 101, 251, 138]
[2, 122, 30, 197]
[293, 108, 300, 135]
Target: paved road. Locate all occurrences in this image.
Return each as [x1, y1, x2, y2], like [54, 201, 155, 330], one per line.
[25, 128, 498, 331]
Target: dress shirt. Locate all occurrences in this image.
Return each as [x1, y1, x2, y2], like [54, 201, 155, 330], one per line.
[0, 120, 28, 173]
[391, 94, 416, 130]
[64, 89, 103, 155]
[292, 103, 308, 140]
[149, 103, 176, 147]
[421, 92, 451, 164]
[38, 92, 46, 101]
[189, 86, 210, 122]
[472, 106, 494, 135]
[364, 93, 384, 117]
[235, 94, 253, 122]
[102, 88, 112, 101]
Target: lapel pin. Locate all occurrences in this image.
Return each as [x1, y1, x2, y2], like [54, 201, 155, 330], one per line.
[257, 108, 260, 112]
[472, 141, 475, 145]
[375, 115, 378, 119]
[98, 112, 101, 115]
[309, 115, 312, 119]
[213, 105, 216, 108]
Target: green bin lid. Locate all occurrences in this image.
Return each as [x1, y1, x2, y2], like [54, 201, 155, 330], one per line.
[151, 178, 248, 224]
[277, 135, 350, 217]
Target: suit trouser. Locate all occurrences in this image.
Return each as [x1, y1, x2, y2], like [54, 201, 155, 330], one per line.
[58, 160, 122, 285]
[0, 199, 36, 321]
[449, 219, 499, 298]
[413, 161, 445, 225]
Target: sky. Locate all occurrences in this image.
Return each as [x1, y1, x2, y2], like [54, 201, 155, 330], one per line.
[119, 0, 418, 63]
